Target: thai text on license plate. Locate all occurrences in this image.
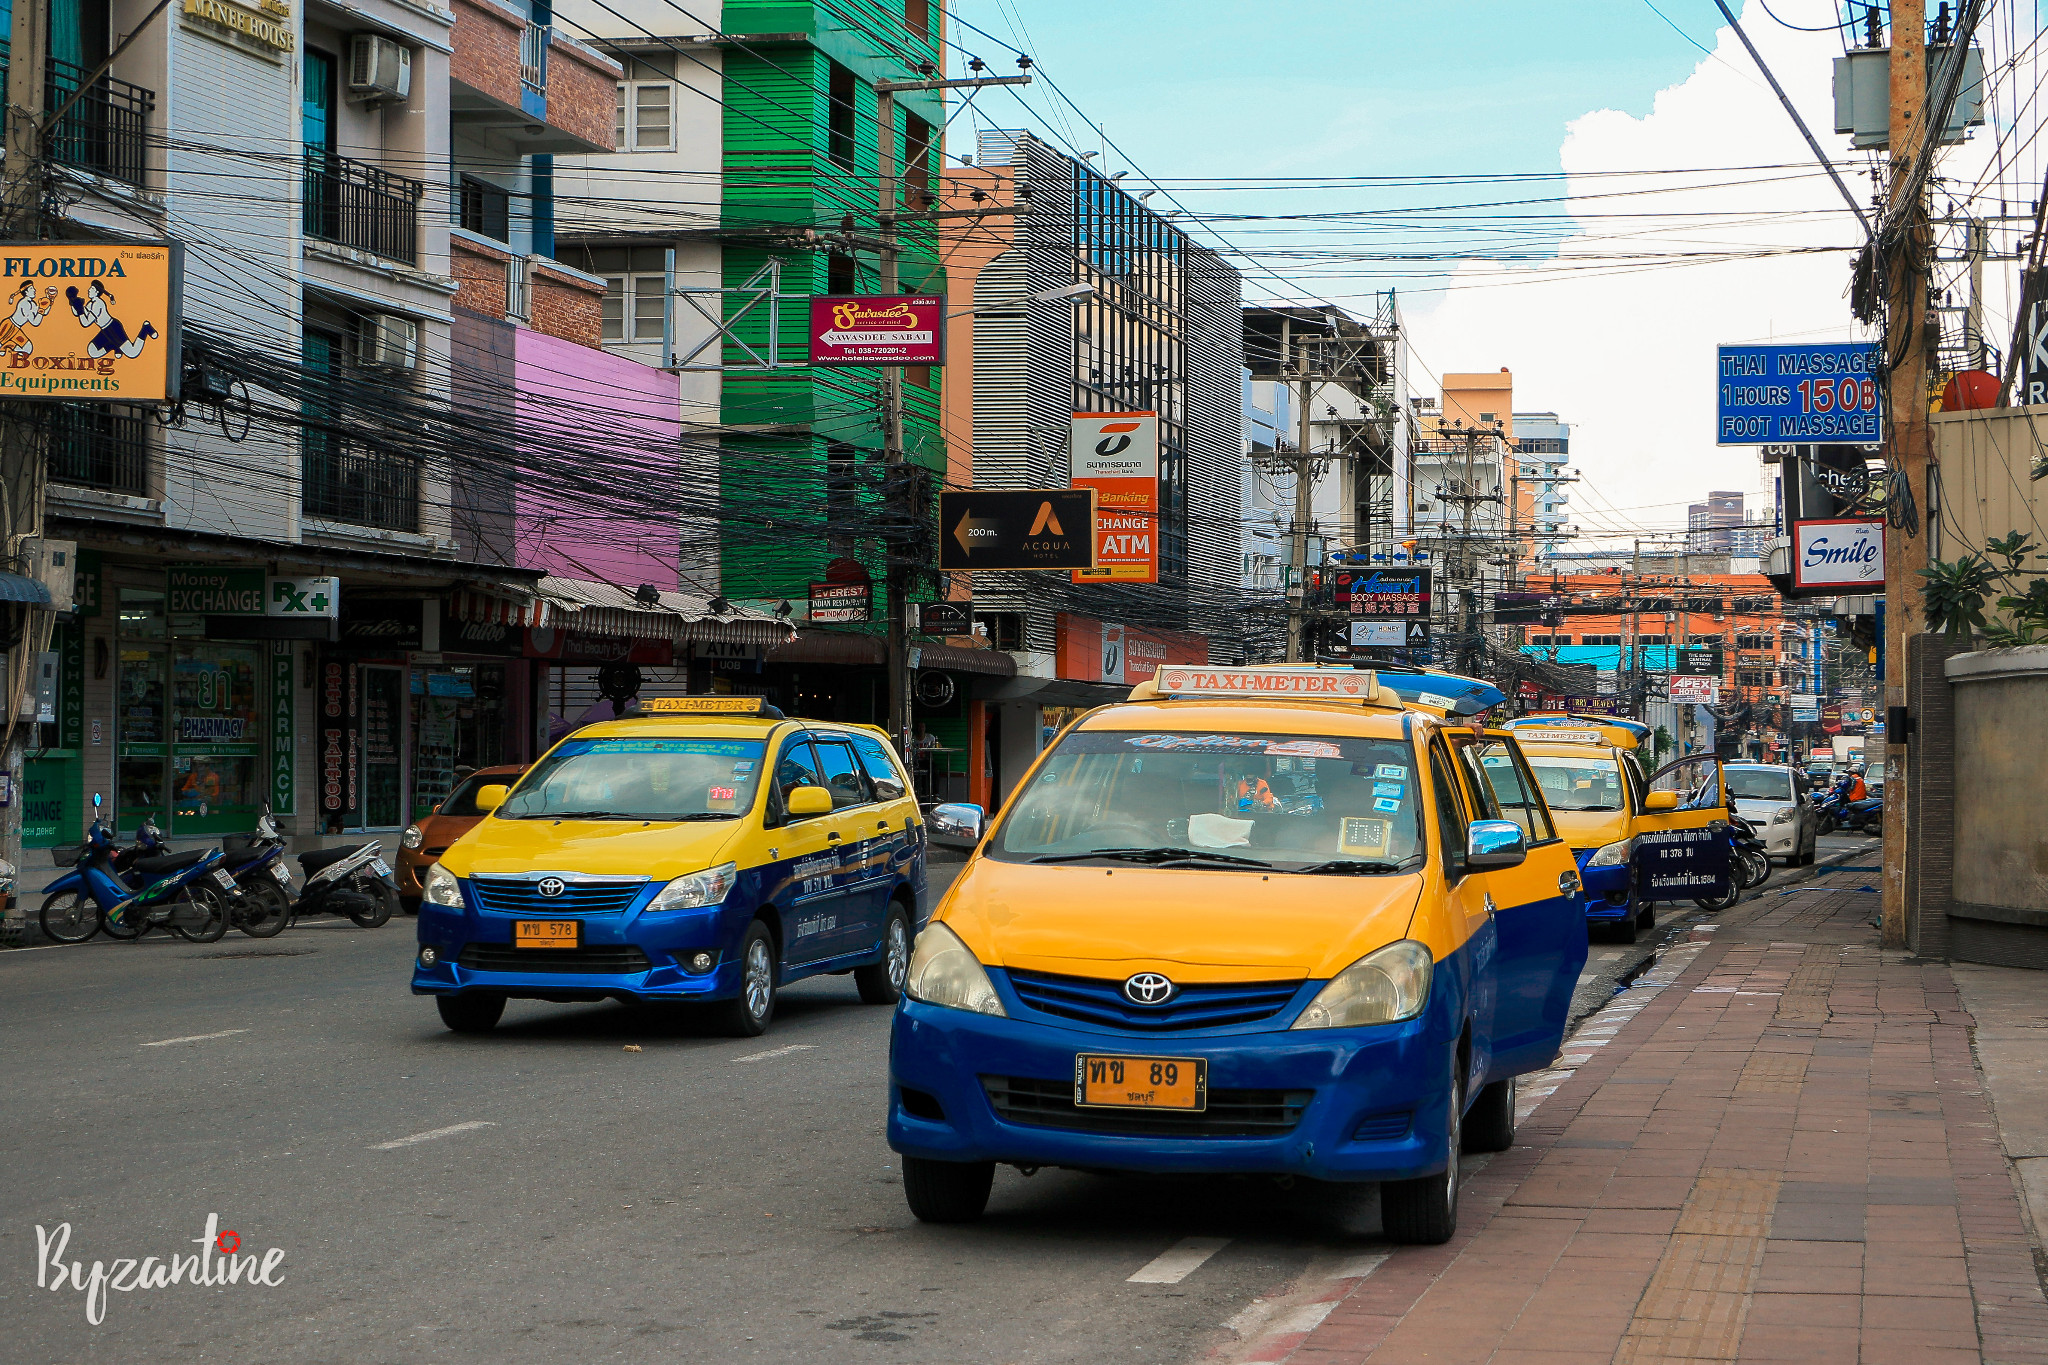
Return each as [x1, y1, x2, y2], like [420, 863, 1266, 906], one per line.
[211, 869, 237, 890]
[1073, 1053, 1207, 1111]
[514, 920, 580, 949]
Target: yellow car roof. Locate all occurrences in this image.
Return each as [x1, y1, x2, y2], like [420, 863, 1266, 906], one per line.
[1502, 714, 1646, 750]
[1079, 697, 1417, 740]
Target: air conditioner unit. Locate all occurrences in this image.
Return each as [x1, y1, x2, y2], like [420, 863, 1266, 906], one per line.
[349, 34, 413, 103]
[357, 313, 418, 368]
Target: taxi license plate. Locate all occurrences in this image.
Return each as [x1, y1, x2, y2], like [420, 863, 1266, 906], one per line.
[1074, 1053, 1207, 1111]
[514, 920, 580, 949]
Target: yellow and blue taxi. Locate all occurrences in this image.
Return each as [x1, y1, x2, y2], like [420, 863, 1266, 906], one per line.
[411, 697, 926, 1037]
[887, 665, 1585, 1244]
[1500, 714, 1734, 940]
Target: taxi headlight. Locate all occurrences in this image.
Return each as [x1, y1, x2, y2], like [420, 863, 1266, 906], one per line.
[646, 862, 738, 912]
[401, 823, 424, 850]
[1291, 940, 1432, 1030]
[903, 922, 1006, 1017]
[422, 863, 464, 908]
[1585, 837, 1634, 868]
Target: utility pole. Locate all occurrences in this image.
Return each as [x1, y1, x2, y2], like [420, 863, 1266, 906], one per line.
[1285, 333, 1315, 662]
[1880, 0, 1930, 951]
[0, 0, 48, 940]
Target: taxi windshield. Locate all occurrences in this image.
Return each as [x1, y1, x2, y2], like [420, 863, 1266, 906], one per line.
[989, 728, 1426, 873]
[1526, 753, 1628, 812]
[498, 738, 766, 821]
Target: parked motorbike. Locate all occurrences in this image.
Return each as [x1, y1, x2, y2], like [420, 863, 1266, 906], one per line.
[1694, 815, 1769, 912]
[37, 795, 237, 943]
[219, 805, 294, 938]
[295, 838, 400, 928]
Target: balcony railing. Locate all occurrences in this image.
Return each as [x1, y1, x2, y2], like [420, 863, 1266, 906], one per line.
[303, 152, 423, 266]
[519, 22, 550, 90]
[48, 403, 151, 495]
[303, 437, 420, 532]
[0, 49, 156, 188]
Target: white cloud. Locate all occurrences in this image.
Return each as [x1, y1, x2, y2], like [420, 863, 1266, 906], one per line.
[1403, 1, 2029, 543]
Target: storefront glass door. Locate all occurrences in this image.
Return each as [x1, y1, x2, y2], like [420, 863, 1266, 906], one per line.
[170, 642, 263, 835]
[361, 664, 407, 828]
[116, 589, 169, 834]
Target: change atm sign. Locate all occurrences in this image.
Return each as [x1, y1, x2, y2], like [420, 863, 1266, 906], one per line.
[1717, 343, 1880, 444]
[808, 295, 944, 366]
[1070, 411, 1158, 584]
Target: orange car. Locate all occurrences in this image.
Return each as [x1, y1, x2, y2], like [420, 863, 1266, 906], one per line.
[397, 765, 527, 909]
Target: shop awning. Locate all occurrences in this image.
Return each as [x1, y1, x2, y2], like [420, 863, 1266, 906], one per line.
[536, 577, 796, 646]
[0, 572, 52, 606]
[762, 632, 1017, 678]
[450, 586, 555, 628]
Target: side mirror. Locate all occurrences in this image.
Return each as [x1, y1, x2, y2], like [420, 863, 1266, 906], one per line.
[1644, 791, 1679, 811]
[929, 802, 986, 849]
[1465, 819, 1527, 870]
[785, 785, 833, 817]
[474, 784, 509, 813]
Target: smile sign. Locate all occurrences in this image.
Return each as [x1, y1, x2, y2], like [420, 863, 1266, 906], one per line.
[1791, 517, 1884, 589]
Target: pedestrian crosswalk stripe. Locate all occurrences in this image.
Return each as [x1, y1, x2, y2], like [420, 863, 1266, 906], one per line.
[1128, 1236, 1229, 1284]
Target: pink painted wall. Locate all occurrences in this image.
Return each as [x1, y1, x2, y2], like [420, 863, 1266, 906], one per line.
[512, 328, 681, 588]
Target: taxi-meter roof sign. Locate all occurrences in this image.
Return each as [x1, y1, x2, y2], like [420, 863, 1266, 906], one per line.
[640, 696, 770, 715]
[1153, 666, 1380, 701]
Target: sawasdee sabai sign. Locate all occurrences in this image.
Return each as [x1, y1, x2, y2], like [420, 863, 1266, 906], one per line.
[0, 242, 183, 401]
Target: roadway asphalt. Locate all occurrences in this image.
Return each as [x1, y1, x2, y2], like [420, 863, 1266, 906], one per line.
[0, 836, 1882, 1364]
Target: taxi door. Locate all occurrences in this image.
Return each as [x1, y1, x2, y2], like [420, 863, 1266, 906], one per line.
[1454, 731, 1588, 1074]
[1425, 734, 1497, 1087]
[807, 732, 890, 956]
[763, 732, 848, 966]
[1634, 755, 1731, 903]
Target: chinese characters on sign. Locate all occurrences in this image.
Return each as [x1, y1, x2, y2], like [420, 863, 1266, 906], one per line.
[1338, 568, 1431, 616]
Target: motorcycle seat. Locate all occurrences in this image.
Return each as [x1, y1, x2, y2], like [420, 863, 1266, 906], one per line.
[299, 845, 363, 873]
[130, 849, 210, 876]
[222, 833, 269, 855]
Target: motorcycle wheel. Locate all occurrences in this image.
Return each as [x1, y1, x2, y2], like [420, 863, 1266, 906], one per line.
[349, 879, 399, 929]
[38, 892, 103, 944]
[100, 899, 147, 940]
[170, 886, 231, 944]
[1695, 881, 1743, 912]
[1740, 849, 1772, 890]
[1817, 814, 1836, 836]
[235, 881, 292, 938]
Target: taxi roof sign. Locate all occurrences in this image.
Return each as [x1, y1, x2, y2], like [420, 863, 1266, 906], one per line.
[639, 696, 772, 715]
[1503, 713, 1648, 749]
[1151, 665, 1381, 702]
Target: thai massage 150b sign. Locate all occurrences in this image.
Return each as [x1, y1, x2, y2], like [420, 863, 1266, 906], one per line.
[808, 295, 943, 366]
[1716, 343, 1879, 444]
[0, 242, 183, 401]
[1791, 516, 1884, 589]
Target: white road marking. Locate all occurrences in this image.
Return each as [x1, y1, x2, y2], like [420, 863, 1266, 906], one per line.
[734, 1044, 817, 1063]
[1327, 1251, 1390, 1280]
[1128, 1235, 1230, 1284]
[372, 1121, 496, 1150]
[140, 1028, 248, 1047]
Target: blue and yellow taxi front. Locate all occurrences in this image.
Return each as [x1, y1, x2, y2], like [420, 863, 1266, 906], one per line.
[411, 697, 926, 1036]
[1499, 716, 1653, 935]
[887, 665, 1585, 1243]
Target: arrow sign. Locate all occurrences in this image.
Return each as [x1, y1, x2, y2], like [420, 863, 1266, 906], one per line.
[937, 489, 1097, 572]
[952, 508, 1001, 557]
[1406, 619, 1432, 644]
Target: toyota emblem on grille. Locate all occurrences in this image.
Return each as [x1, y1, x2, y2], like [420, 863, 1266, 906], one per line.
[1123, 972, 1175, 1006]
[536, 877, 567, 898]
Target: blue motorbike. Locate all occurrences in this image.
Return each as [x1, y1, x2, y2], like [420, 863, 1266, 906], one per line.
[36, 795, 238, 944]
[218, 806, 294, 938]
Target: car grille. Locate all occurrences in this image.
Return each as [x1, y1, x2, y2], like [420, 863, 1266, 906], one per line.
[1006, 969, 1304, 1031]
[465, 875, 647, 916]
[457, 944, 652, 974]
[981, 1075, 1312, 1137]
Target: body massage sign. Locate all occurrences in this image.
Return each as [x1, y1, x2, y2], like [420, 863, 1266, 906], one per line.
[0, 242, 183, 401]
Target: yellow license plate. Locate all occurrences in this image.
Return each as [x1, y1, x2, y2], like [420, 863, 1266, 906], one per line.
[513, 920, 580, 949]
[1074, 1054, 1207, 1111]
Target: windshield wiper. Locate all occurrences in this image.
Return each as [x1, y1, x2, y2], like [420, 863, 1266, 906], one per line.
[1030, 846, 1272, 869]
[1291, 858, 1413, 876]
[673, 812, 740, 821]
[513, 810, 640, 821]
[1569, 804, 1622, 812]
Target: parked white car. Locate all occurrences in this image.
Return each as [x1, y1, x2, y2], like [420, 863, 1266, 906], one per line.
[1724, 763, 1820, 864]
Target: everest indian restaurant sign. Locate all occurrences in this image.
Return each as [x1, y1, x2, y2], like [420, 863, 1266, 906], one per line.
[0, 243, 183, 401]
[808, 295, 944, 366]
[1716, 343, 1880, 445]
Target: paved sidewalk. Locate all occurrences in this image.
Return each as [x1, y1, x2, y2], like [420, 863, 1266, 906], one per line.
[1273, 868, 2048, 1364]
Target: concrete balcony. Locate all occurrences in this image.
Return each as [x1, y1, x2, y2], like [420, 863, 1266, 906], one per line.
[450, 0, 619, 155]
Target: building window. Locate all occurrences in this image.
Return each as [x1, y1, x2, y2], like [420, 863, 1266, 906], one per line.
[1636, 634, 1669, 646]
[458, 174, 510, 242]
[904, 0, 929, 38]
[904, 110, 931, 207]
[1737, 633, 1775, 650]
[1581, 634, 1622, 646]
[615, 79, 673, 151]
[301, 326, 420, 532]
[828, 62, 856, 171]
[828, 252, 857, 294]
[572, 247, 669, 344]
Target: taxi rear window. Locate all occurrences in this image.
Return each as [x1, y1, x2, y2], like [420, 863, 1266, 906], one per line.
[498, 738, 766, 821]
[989, 729, 1425, 873]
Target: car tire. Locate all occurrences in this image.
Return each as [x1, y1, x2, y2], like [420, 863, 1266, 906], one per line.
[855, 905, 913, 1005]
[437, 993, 505, 1034]
[1635, 895, 1655, 934]
[1462, 1074, 1515, 1154]
[902, 1156, 995, 1224]
[1382, 1048, 1462, 1245]
[714, 920, 778, 1038]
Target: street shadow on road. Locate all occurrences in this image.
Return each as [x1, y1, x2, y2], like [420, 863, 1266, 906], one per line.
[960, 1167, 1387, 1247]
[418, 978, 884, 1048]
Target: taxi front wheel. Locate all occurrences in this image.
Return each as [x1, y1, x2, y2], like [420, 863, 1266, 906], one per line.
[1381, 1051, 1461, 1246]
[713, 921, 778, 1038]
[437, 993, 505, 1034]
[855, 906, 913, 1005]
[902, 1156, 995, 1223]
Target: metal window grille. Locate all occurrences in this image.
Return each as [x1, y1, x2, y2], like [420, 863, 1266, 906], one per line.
[303, 152, 423, 265]
[519, 22, 550, 90]
[13, 54, 156, 188]
[48, 403, 150, 495]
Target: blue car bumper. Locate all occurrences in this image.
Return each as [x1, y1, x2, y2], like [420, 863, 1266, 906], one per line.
[886, 983, 1462, 1184]
[410, 895, 739, 1003]
[1574, 852, 1635, 923]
